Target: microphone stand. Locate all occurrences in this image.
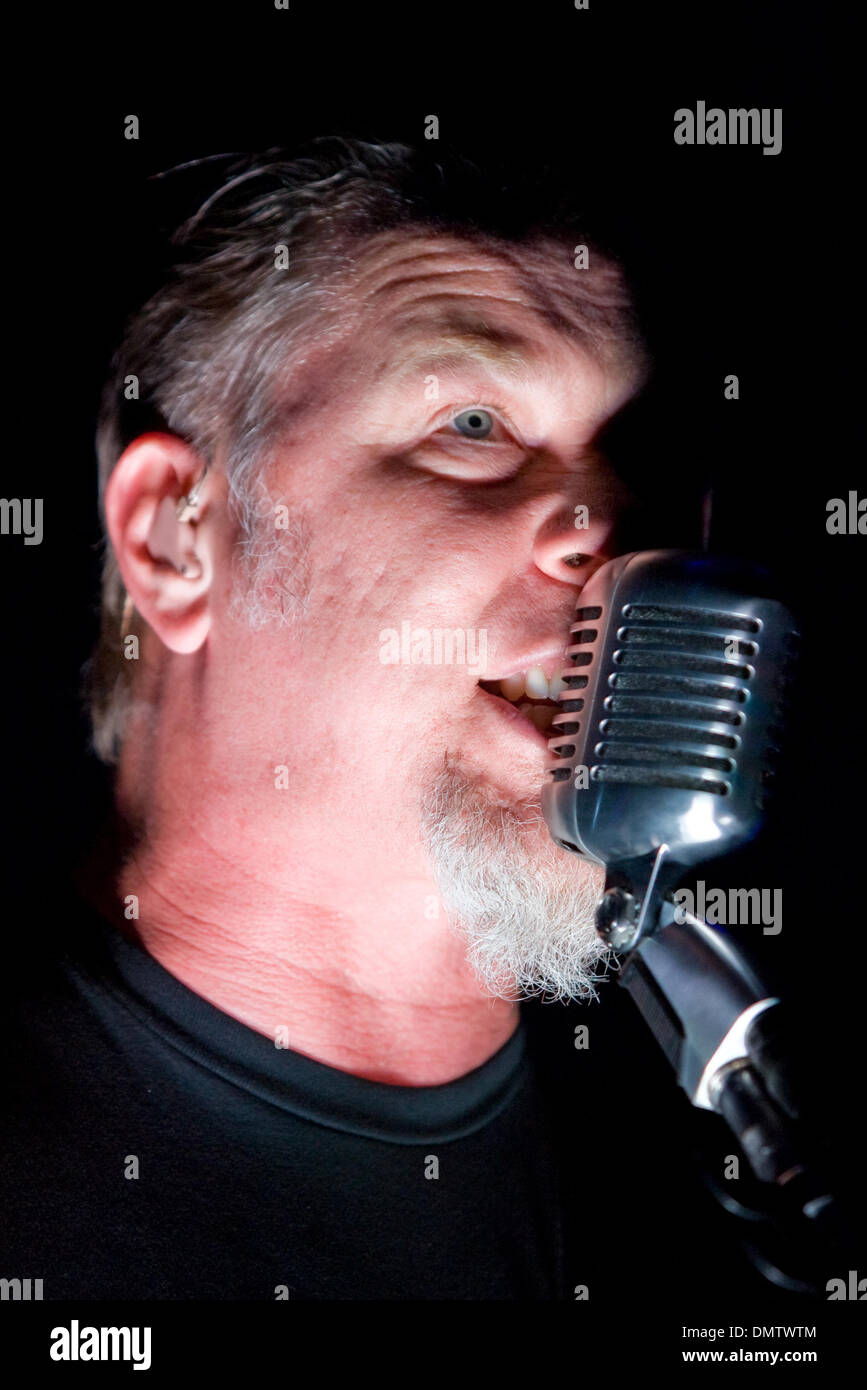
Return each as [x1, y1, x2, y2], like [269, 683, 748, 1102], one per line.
[594, 847, 858, 1293]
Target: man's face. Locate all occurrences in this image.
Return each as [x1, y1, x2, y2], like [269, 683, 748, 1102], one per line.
[208, 230, 640, 997]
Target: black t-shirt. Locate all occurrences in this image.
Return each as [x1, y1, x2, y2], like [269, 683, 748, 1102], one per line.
[0, 897, 569, 1300]
[0, 891, 807, 1303]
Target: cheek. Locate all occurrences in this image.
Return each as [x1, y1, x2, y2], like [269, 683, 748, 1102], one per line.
[302, 485, 514, 699]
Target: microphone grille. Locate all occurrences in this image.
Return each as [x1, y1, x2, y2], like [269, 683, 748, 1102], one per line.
[542, 551, 800, 868]
[548, 583, 798, 802]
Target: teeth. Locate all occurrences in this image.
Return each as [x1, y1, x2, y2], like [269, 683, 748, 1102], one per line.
[524, 665, 549, 699]
[498, 666, 565, 701]
[500, 672, 527, 702]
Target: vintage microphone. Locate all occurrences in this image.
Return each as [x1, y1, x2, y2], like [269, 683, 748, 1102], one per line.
[541, 548, 850, 1279]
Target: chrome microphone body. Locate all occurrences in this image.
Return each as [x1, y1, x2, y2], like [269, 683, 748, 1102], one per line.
[541, 550, 814, 1189]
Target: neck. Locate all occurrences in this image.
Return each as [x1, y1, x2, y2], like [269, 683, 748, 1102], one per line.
[77, 789, 519, 1087]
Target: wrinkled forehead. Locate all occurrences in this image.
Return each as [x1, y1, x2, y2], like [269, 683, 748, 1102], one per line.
[267, 228, 646, 435]
[341, 228, 646, 392]
[353, 229, 587, 320]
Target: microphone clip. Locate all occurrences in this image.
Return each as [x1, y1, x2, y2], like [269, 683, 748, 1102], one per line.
[594, 843, 678, 955]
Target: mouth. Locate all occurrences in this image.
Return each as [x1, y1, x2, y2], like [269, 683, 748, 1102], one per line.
[477, 673, 564, 738]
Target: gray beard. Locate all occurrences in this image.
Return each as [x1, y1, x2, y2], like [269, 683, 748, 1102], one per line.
[419, 752, 613, 1002]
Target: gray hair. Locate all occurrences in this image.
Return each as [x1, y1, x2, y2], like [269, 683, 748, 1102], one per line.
[85, 136, 646, 765]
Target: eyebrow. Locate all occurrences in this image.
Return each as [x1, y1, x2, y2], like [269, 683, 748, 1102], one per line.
[384, 322, 544, 387]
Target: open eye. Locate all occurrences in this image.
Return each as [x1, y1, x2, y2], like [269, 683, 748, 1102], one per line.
[450, 407, 496, 440]
[409, 403, 525, 481]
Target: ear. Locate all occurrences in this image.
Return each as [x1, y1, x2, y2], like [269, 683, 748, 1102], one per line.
[104, 433, 220, 655]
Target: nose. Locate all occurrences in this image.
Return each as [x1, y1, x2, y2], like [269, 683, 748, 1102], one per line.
[531, 462, 640, 584]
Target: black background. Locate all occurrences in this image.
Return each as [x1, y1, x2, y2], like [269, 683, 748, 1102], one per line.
[2, 0, 860, 1348]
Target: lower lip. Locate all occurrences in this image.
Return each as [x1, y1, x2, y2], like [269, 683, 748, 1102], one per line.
[476, 685, 554, 751]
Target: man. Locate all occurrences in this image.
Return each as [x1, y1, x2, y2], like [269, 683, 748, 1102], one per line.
[0, 137, 747, 1301]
